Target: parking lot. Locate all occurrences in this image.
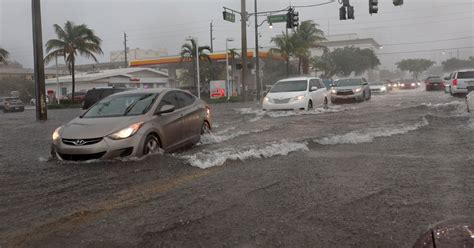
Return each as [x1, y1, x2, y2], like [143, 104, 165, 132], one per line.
[1, 88, 473, 247]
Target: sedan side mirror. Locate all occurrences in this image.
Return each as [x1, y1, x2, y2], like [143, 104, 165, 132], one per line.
[156, 104, 175, 115]
[310, 86, 318, 91]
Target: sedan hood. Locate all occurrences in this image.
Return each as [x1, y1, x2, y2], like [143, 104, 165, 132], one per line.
[333, 86, 361, 91]
[61, 116, 146, 139]
[266, 91, 307, 99]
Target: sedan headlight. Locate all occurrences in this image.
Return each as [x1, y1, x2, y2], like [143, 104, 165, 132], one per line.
[108, 122, 143, 140]
[291, 95, 305, 102]
[381, 86, 387, 91]
[354, 88, 362, 93]
[411, 83, 416, 87]
[417, 82, 421, 86]
[401, 83, 405, 87]
[331, 89, 337, 94]
[52, 126, 62, 141]
[263, 97, 269, 102]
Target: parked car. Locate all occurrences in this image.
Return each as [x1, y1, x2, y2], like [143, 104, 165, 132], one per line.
[467, 91, 474, 113]
[398, 79, 418, 89]
[425, 76, 445, 91]
[330, 78, 371, 103]
[262, 77, 329, 111]
[448, 69, 474, 97]
[51, 88, 212, 161]
[66, 91, 87, 102]
[82, 87, 129, 110]
[369, 81, 389, 94]
[2, 97, 25, 113]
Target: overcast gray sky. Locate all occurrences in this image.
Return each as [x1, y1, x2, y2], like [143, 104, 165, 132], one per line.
[0, 0, 473, 69]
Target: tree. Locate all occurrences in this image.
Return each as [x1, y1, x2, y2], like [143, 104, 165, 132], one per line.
[292, 20, 326, 75]
[270, 32, 295, 77]
[312, 47, 380, 77]
[44, 21, 103, 102]
[441, 57, 474, 72]
[0, 47, 9, 64]
[396, 59, 435, 79]
[180, 40, 212, 90]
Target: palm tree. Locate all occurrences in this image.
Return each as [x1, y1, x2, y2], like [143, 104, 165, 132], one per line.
[44, 21, 103, 102]
[180, 40, 211, 89]
[293, 20, 327, 75]
[0, 47, 9, 64]
[270, 32, 295, 77]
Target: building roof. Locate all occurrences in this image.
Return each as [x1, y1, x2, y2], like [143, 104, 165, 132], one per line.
[130, 51, 284, 67]
[45, 67, 169, 84]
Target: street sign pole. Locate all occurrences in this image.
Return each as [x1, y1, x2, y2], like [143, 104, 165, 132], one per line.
[31, 0, 47, 121]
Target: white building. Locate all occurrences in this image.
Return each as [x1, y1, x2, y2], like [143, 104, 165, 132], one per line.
[110, 48, 168, 63]
[310, 34, 382, 80]
[45, 67, 169, 98]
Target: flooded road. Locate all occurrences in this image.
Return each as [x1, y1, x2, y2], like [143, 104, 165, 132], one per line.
[1, 88, 473, 247]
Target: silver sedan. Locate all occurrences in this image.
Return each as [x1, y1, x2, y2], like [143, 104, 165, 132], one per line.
[51, 88, 212, 161]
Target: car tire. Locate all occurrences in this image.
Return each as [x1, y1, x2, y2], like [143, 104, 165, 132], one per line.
[201, 121, 211, 135]
[143, 134, 161, 156]
[323, 97, 329, 109]
[366, 91, 371, 100]
[307, 100, 313, 111]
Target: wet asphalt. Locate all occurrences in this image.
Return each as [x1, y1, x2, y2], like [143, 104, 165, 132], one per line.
[0, 88, 473, 247]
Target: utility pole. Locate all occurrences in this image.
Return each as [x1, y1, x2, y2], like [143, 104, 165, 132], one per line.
[254, 0, 261, 100]
[124, 32, 128, 67]
[210, 21, 214, 53]
[241, 0, 249, 99]
[31, 0, 47, 121]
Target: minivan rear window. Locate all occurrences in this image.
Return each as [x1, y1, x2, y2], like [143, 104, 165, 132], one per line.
[457, 71, 474, 79]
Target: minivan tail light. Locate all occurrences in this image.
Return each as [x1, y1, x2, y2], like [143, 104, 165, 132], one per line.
[453, 79, 458, 86]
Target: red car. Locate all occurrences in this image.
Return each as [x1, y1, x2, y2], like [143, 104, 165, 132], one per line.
[425, 76, 445, 91]
[66, 91, 87, 102]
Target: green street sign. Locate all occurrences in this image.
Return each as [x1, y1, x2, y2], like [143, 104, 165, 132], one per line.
[267, 14, 287, 23]
[223, 11, 236, 23]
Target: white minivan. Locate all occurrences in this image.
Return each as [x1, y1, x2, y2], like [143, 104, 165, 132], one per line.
[262, 77, 329, 111]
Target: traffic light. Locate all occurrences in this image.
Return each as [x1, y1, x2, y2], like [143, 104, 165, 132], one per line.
[347, 6, 355, 19]
[393, 0, 404, 6]
[286, 8, 299, 29]
[286, 8, 293, 28]
[339, 6, 347, 20]
[292, 11, 299, 28]
[369, 0, 378, 14]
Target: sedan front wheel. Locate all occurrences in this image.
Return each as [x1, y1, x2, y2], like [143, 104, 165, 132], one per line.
[143, 135, 161, 156]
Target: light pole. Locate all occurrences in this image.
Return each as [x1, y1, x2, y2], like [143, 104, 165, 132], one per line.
[186, 37, 201, 99]
[226, 38, 234, 100]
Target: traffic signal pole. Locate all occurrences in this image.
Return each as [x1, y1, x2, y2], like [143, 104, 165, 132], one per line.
[254, 0, 262, 100]
[241, 0, 249, 99]
[31, 0, 47, 121]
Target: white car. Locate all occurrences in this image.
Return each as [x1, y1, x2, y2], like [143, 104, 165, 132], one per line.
[467, 91, 474, 113]
[263, 77, 329, 111]
[449, 69, 474, 96]
[369, 81, 389, 94]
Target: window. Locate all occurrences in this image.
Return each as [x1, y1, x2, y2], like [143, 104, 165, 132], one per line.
[457, 71, 474, 79]
[310, 79, 319, 89]
[158, 91, 179, 110]
[176, 91, 196, 108]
